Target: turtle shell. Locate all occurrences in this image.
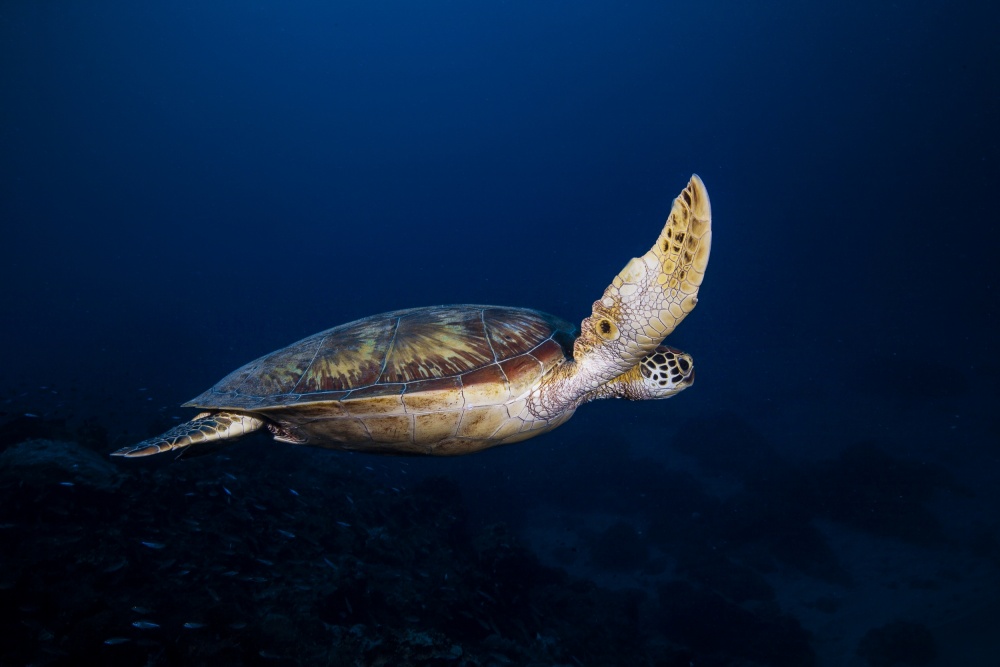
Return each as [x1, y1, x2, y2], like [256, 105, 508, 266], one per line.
[186, 305, 577, 414]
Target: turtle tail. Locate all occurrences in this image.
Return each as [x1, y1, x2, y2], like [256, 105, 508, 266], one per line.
[111, 411, 264, 458]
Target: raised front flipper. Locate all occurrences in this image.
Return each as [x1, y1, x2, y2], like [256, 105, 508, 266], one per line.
[111, 411, 264, 457]
[530, 175, 712, 419]
[574, 174, 711, 384]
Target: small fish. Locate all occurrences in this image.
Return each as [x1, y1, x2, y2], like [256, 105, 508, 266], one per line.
[221, 570, 238, 577]
[132, 620, 160, 630]
[336, 521, 351, 528]
[229, 622, 247, 630]
[59, 481, 75, 487]
[141, 541, 166, 550]
[364, 466, 374, 472]
[323, 557, 337, 569]
[276, 529, 295, 539]
[255, 558, 274, 566]
[259, 650, 284, 660]
[288, 488, 299, 496]
[131, 606, 154, 614]
[104, 637, 131, 645]
[345, 494, 354, 506]
[223, 472, 237, 481]
[247, 576, 268, 583]
[222, 486, 232, 496]
[23, 413, 39, 418]
[182, 622, 206, 629]
[138, 387, 148, 392]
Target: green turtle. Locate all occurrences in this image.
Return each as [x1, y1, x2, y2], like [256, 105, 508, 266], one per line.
[113, 175, 711, 458]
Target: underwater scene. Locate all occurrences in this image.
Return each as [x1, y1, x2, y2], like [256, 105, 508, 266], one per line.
[1, 2, 997, 666]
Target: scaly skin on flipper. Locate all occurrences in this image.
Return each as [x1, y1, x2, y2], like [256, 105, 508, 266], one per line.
[112, 412, 264, 457]
[530, 175, 711, 417]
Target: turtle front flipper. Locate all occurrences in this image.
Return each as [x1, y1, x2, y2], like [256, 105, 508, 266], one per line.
[112, 411, 264, 457]
[573, 174, 711, 386]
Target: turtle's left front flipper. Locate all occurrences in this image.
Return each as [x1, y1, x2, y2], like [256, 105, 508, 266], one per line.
[111, 411, 264, 457]
[573, 174, 711, 384]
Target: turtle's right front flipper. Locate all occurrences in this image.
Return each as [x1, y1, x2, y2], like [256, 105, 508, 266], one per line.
[573, 174, 711, 384]
[112, 412, 264, 457]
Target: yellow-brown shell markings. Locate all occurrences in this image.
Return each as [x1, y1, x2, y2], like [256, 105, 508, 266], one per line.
[185, 306, 576, 413]
[379, 308, 494, 384]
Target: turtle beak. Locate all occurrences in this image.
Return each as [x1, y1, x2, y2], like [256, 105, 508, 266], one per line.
[678, 355, 695, 387]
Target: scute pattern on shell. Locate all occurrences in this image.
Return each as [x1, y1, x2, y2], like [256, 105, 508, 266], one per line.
[185, 306, 576, 411]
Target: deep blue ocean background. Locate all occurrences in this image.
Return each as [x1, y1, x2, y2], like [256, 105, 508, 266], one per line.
[1, 2, 998, 665]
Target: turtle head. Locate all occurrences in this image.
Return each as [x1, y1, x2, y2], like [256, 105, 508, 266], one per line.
[579, 344, 695, 404]
[636, 345, 695, 399]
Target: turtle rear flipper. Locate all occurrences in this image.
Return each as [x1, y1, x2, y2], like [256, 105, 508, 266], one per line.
[112, 412, 264, 457]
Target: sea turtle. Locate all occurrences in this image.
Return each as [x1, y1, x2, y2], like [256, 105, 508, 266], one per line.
[113, 175, 711, 458]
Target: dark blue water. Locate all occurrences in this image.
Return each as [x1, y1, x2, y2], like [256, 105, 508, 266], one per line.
[2, 2, 997, 665]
